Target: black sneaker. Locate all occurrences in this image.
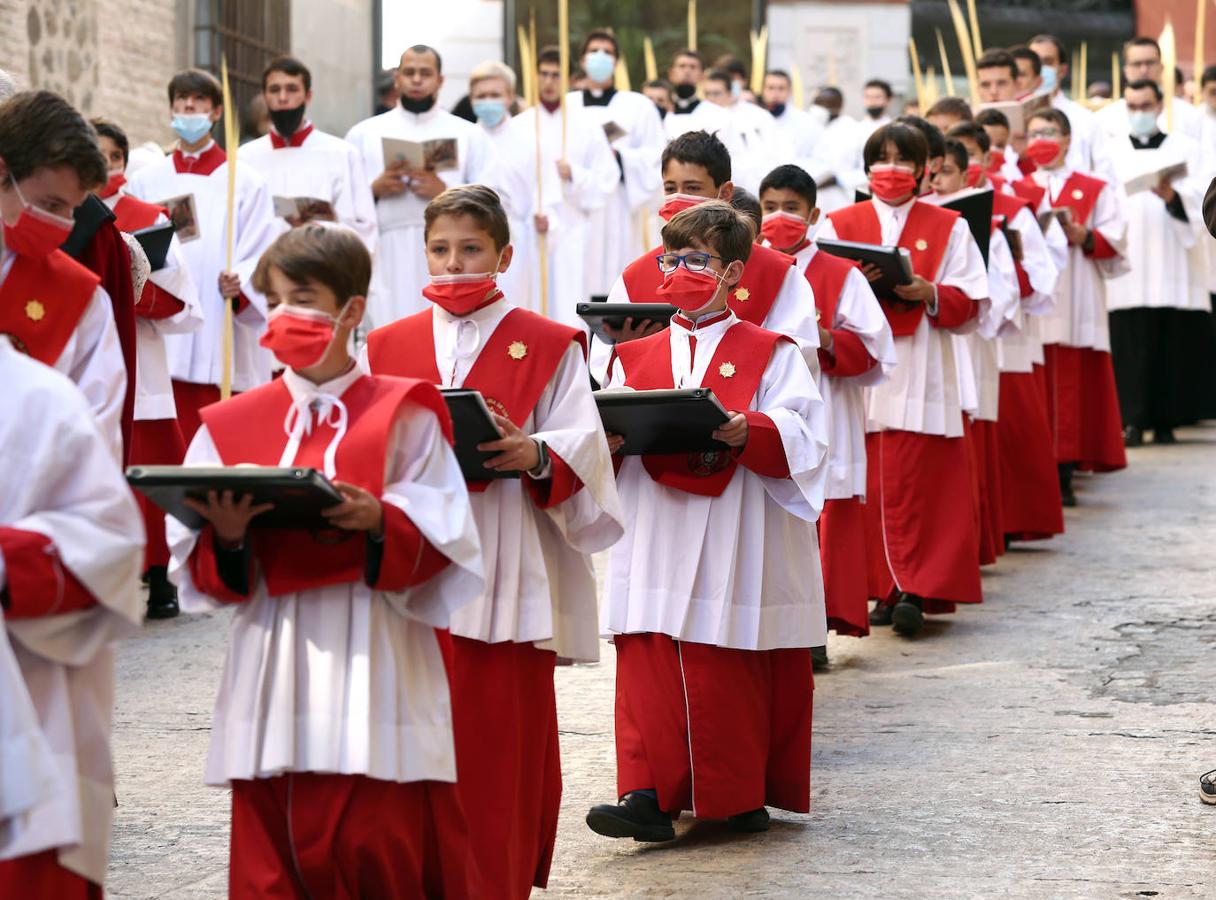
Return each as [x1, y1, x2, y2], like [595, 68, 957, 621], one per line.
[1058, 464, 1077, 508]
[145, 566, 179, 620]
[1201, 770, 1216, 805]
[586, 792, 675, 842]
[810, 645, 828, 672]
[891, 593, 924, 637]
[1153, 427, 1176, 445]
[727, 807, 770, 832]
[1122, 425, 1144, 447]
[869, 601, 894, 627]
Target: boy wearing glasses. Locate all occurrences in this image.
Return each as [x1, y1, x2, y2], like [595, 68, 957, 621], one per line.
[1012, 109, 1129, 504]
[587, 200, 828, 842]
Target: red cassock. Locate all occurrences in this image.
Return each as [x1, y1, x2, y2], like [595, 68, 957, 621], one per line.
[828, 200, 982, 611]
[0, 849, 102, 900]
[608, 320, 813, 818]
[998, 371, 1065, 541]
[366, 306, 585, 897]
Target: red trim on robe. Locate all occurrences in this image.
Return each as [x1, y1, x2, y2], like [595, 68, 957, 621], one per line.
[268, 124, 314, 149]
[0, 528, 97, 618]
[821, 329, 877, 377]
[1011, 178, 1047, 211]
[187, 524, 253, 605]
[1050, 171, 1105, 229]
[614, 633, 813, 818]
[130, 417, 187, 569]
[734, 411, 790, 478]
[1042, 344, 1127, 472]
[521, 447, 583, 509]
[229, 773, 478, 900]
[929, 284, 978, 329]
[111, 194, 168, 233]
[372, 504, 450, 592]
[805, 250, 879, 377]
[818, 496, 871, 637]
[1084, 230, 1118, 259]
[135, 281, 187, 320]
[997, 370, 1065, 541]
[0, 250, 100, 365]
[0, 850, 102, 899]
[172, 143, 226, 176]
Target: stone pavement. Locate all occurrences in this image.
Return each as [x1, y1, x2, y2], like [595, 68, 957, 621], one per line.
[106, 427, 1216, 898]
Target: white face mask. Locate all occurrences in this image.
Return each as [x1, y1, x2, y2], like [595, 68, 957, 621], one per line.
[1128, 109, 1159, 139]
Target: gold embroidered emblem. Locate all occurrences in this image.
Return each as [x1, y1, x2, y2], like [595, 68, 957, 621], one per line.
[24, 300, 45, 322]
[914, 239, 928, 252]
[1071, 189, 1084, 200]
[734, 287, 750, 301]
[507, 340, 527, 360]
[719, 361, 736, 378]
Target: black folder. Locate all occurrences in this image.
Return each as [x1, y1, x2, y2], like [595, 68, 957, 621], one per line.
[940, 190, 994, 266]
[60, 194, 116, 260]
[126, 466, 344, 530]
[441, 389, 518, 481]
[854, 189, 872, 204]
[815, 238, 914, 301]
[577, 301, 677, 344]
[132, 222, 175, 271]
[594, 388, 730, 455]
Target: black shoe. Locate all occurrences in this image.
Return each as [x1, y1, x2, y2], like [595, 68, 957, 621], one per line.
[869, 601, 894, 627]
[1123, 425, 1144, 447]
[586, 792, 675, 842]
[1153, 427, 1176, 445]
[891, 594, 924, 637]
[810, 645, 828, 672]
[1058, 464, 1077, 508]
[1202, 770, 1216, 805]
[727, 807, 770, 832]
[145, 566, 179, 620]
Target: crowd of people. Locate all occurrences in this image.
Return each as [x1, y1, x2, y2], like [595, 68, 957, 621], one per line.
[2, 24, 1215, 900]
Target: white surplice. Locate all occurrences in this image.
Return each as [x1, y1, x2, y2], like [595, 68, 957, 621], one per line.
[0, 249, 125, 461]
[681, 99, 792, 195]
[819, 198, 990, 436]
[789, 241, 896, 498]
[1051, 93, 1118, 183]
[241, 124, 379, 254]
[601, 312, 830, 651]
[565, 89, 665, 295]
[0, 339, 144, 882]
[168, 367, 484, 786]
[127, 143, 281, 392]
[0, 619, 57, 844]
[806, 115, 866, 212]
[344, 106, 499, 327]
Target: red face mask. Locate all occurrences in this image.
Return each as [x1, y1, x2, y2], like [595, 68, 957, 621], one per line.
[1023, 139, 1062, 168]
[2, 182, 75, 259]
[99, 171, 126, 199]
[759, 211, 809, 251]
[964, 162, 984, 188]
[655, 266, 725, 313]
[987, 149, 1007, 171]
[659, 192, 708, 221]
[422, 272, 502, 317]
[867, 164, 920, 203]
[259, 305, 338, 370]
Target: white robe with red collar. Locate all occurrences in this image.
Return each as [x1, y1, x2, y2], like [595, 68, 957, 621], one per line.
[602, 311, 830, 651]
[126, 142, 280, 391]
[996, 202, 1063, 374]
[167, 366, 484, 786]
[0, 338, 144, 882]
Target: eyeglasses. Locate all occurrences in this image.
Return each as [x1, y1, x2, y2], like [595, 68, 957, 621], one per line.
[1027, 128, 1061, 140]
[656, 252, 722, 274]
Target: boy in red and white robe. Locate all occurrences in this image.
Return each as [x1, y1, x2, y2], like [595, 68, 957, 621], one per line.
[819, 122, 989, 637]
[758, 164, 896, 645]
[167, 225, 485, 898]
[1014, 109, 1129, 505]
[361, 185, 623, 898]
[588, 200, 829, 841]
[95, 119, 203, 618]
[595, 130, 819, 381]
[0, 338, 145, 897]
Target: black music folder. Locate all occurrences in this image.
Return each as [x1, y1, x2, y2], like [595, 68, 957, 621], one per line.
[815, 238, 914, 301]
[441, 388, 518, 481]
[132, 222, 175, 271]
[940, 190, 994, 265]
[577, 301, 677, 344]
[126, 466, 344, 530]
[594, 388, 731, 455]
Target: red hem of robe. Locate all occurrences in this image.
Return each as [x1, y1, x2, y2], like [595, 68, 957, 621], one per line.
[171, 380, 223, 445]
[1043, 344, 1127, 472]
[130, 417, 187, 568]
[997, 371, 1065, 541]
[818, 497, 871, 637]
[0, 850, 102, 899]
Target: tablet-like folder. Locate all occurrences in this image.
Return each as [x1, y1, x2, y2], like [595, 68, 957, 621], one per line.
[940, 190, 994, 265]
[125, 466, 344, 530]
[577, 301, 677, 344]
[132, 222, 175, 271]
[815, 238, 914, 301]
[60, 194, 116, 260]
[441, 388, 518, 481]
[594, 388, 730, 455]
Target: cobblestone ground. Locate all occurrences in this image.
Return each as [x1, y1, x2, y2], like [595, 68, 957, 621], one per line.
[107, 427, 1216, 898]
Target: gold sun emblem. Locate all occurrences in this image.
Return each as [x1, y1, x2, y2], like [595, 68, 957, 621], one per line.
[507, 340, 528, 360]
[24, 300, 45, 322]
[1071, 189, 1084, 200]
[734, 287, 750, 301]
[914, 239, 928, 252]
[718, 361, 736, 378]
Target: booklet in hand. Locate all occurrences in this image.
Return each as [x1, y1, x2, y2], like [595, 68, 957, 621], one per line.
[1037, 206, 1072, 232]
[939, 190, 994, 266]
[131, 222, 175, 271]
[976, 93, 1050, 136]
[1123, 155, 1188, 196]
[382, 136, 460, 172]
[441, 388, 519, 481]
[126, 466, 344, 530]
[273, 195, 337, 221]
[156, 193, 200, 243]
[815, 238, 914, 301]
[577, 301, 677, 344]
[595, 388, 730, 455]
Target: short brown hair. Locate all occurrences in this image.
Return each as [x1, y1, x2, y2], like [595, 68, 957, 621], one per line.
[262, 56, 312, 92]
[661, 200, 753, 266]
[252, 224, 372, 302]
[424, 184, 510, 251]
[91, 117, 129, 165]
[0, 91, 107, 188]
[1027, 107, 1071, 137]
[864, 122, 929, 172]
[168, 68, 222, 107]
[925, 97, 973, 123]
[976, 49, 1018, 80]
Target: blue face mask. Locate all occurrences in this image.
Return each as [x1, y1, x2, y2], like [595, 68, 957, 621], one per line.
[473, 99, 508, 128]
[171, 113, 214, 144]
[1128, 109, 1159, 138]
[1040, 66, 1058, 93]
[584, 50, 616, 84]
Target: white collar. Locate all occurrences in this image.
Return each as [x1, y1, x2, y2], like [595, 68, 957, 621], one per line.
[177, 139, 216, 159]
[278, 364, 362, 479]
[432, 294, 510, 327]
[396, 104, 440, 127]
[282, 363, 362, 403]
[871, 195, 916, 215]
